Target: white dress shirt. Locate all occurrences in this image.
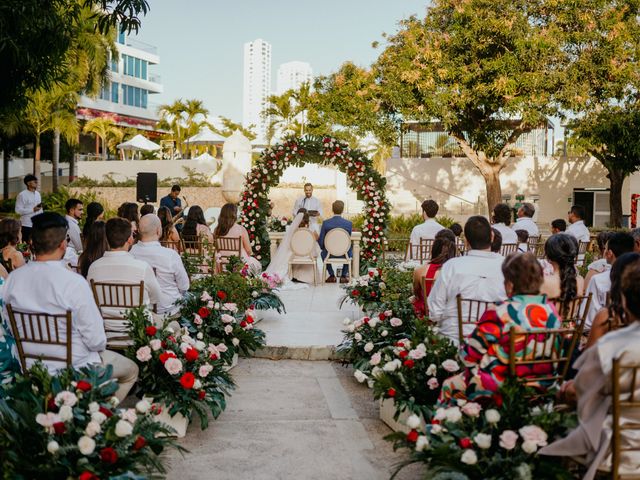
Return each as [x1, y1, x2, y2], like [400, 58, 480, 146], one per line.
[15, 188, 42, 228]
[409, 218, 445, 246]
[3, 261, 106, 371]
[567, 220, 591, 243]
[427, 250, 507, 344]
[512, 217, 540, 237]
[293, 196, 322, 221]
[493, 223, 519, 245]
[584, 270, 611, 330]
[65, 215, 83, 254]
[130, 241, 189, 314]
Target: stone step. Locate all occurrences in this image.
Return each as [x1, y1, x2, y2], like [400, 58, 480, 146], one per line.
[252, 344, 346, 361]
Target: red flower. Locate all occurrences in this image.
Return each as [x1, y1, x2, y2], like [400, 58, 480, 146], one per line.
[185, 347, 199, 362]
[298, 149, 305, 155]
[79, 472, 99, 480]
[403, 359, 415, 369]
[132, 435, 147, 451]
[240, 320, 247, 328]
[368, 271, 375, 277]
[210, 353, 219, 360]
[47, 396, 57, 411]
[387, 388, 396, 397]
[198, 390, 206, 400]
[53, 422, 66, 435]
[180, 372, 195, 389]
[407, 430, 419, 443]
[351, 290, 360, 296]
[363, 317, 370, 324]
[399, 350, 409, 359]
[198, 307, 210, 318]
[216, 290, 227, 301]
[378, 313, 386, 320]
[76, 380, 92, 392]
[100, 447, 118, 464]
[459, 437, 473, 449]
[145, 326, 157, 336]
[99, 406, 113, 418]
[370, 292, 377, 298]
[150, 404, 162, 415]
[493, 393, 504, 408]
[159, 351, 177, 364]
[246, 314, 254, 324]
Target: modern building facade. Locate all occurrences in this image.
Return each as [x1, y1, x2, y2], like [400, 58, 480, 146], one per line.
[76, 30, 163, 132]
[242, 39, 272, 144]
[276, 61, 312, 95]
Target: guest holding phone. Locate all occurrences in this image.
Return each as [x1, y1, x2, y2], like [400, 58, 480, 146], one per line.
[15, 174, 42, 243]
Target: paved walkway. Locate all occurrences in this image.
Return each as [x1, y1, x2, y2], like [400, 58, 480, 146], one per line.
[166, 359, 422, 480]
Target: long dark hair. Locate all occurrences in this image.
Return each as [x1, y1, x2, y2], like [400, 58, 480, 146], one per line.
[431, 229, 457, 265]
[545, 233, 578, 314]
[118, 202, 139, 225]
[608, 252, 640, 329]
[214, 203, 237, 238]
[78, 220, 108, 278]
[183, 205, 207, 237]
[157, 206, 174, 241]
[82, 202, 104, 239]
[0, 218, 21, 248]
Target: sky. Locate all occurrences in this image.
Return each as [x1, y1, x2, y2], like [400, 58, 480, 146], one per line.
[136, 0, 428, 122]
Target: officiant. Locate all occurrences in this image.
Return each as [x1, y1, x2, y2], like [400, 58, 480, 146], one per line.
[292, 183, 322, 233]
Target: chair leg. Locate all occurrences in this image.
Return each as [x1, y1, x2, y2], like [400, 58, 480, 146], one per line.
[288, 263, 292, 281]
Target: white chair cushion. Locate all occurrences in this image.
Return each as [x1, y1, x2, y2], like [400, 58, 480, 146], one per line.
[291, 229, 316, 256]
[325, 228, 351, 256]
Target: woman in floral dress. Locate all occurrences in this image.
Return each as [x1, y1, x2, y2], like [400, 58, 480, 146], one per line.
[439, 253, 561, 404]
[0, 275, 20, 390]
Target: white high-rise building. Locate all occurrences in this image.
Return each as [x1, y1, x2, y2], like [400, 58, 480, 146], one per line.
[276, 61, 313, 95]
[242, 39, 272, 143]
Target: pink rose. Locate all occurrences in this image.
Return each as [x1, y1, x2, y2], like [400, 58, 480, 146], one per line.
[519, 425, 548, 447]
[370, 352, 382, 366]
[499, 430, 519, 450]
[136, 346, 152, 362]
[442, 359, 460, 372]
[217, 343, 228, 353]
[164, 357, 183, 375]
[221, 314, 235, 324]
[200, 291, 213, 302]
[223, 303, 238, 313]
[193, 314, 203, 325]
[461, 402, 482, 417]
[149, 339, 162, 351]
[390, 317, 403, 327]
[198, 364, 213, 377]
[427, 378, 439, 390]
[121, 408, 137, 424]
[224, 325, 233, 334]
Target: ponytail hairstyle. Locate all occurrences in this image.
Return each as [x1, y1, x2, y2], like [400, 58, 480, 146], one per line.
[544, 233, 578, 316]
[608, 252, 640, 329]
[430, 228, 457, 265]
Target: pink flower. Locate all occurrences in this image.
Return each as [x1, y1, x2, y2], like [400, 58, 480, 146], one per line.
[427, 378, 439, 390]
[149, 339, 162, 351]
[519, 425, 548, 447]
[389, 317, 403, 327]
[198, 364, 213, 377]
[121, 408, 137, 424]
[193, 314, 203, 325]
[164, 357, 183, 375]
[223, 303, 238, 313]
[36, 412, 61, 434]
[136, 346, 152, 362]
[224, 325, 233, 334]
[221, 314, 235, 324]
[461, 402, 482, 417]
[499, 430, 519, 450]
[200, 291, 213, 302]
[217, 343, 228, 353]
[442, 359, 460, 372]
[370, 352, 382, 366]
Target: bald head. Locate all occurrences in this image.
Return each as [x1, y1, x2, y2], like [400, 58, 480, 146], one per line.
[138, 214, 162, 241]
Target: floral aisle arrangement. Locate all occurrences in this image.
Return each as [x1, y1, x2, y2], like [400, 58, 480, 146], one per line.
[387, 381, 577, 480]
[267, 215, 292, 232]
[238, 136, 391, 270]
[126, 307, 235, 429]
[0, 363, 182, 479]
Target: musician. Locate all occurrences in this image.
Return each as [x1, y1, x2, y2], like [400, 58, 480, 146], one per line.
[160, 184, 185, 230]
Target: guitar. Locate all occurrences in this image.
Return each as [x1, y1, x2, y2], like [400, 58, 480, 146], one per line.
[172, 195, 189, 225]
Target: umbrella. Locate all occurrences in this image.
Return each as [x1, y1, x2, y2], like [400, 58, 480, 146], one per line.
[116, 134, 161, 160]
[185, 127, 226, 145]
[192, 152, 217, 162]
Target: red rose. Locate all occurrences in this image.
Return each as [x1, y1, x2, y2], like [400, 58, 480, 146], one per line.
[151, 404, 162, 415]
[368, 271, 374, 277]
[161, 341, 167, 348]
[132, 435, 146, 451]
[459, 437, 473, 449]
[493, 393, 503, 408]
[399, 350, 409, 359]
[351, 290, 360, 296]
[76, 380, 92, 392]
[407, 430, 419, 443]
[180, 372, 195, 389]
[403, 359, 415, 369]
[363, 317, 370, 324]
[378, 313, 386, 320]
[198, 307, 210, 318]
[298, 149, 305, 155]
[79, 472, 99, 480]
[185, 347, 199, 362]
[370, 292, 377, 298]
[198, 390, 206, 400]
[240, 320, 247, 328]
[100, 447, 118, 464]
[47, 396, 57, 411]
[145, 326, 157, 336]
[99, 406, 113, 418]
[387, 388, 396, 397]
[159, 351, 176, 364]
[53, 422, 66, 435]
[246, 314, 254, 324]
[216, 290, 227, 301]
[210, 353, 219, 360]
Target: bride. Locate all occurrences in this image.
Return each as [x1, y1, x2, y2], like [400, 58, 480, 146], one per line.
[266, 210, 320, 290]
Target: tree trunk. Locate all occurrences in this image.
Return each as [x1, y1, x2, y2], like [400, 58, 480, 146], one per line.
[102, 135, 107, 161]
[52, 128, 60, 192]
[95, 134, 99, 157]
[69, 152, 76, 182]
[3, 150, 8, 200]
[33, 135, 41, 178]
[481, 167, 503, 215]
[608, 168, 625, 228]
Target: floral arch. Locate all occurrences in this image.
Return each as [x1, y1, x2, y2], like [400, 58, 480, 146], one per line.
[238, 136, 390, 272]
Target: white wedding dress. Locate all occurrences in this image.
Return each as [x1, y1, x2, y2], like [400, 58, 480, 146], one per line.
[266, 213, 320, 290]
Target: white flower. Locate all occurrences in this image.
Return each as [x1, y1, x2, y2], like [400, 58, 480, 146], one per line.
[194, 379, 202, 390]
[406, 414, 421, 430]
[442, 359, 460, 372]
[78, 436, 96, 455]
[409, 344, 427, 360]
[91, 411, 107, 425]
[381, 330, 388, 337]
[354, 333, 363, 342]
[58, 405, 73, 422]
[47, 440, 60, 454]
[232, 338, 240, 346]
[427, 378, 439, 390]
[36, 412, 61, 433]
[474, 433, 492, 449]
[121, 408, 137, 424]
[444, 406, 462, 423]
[379, 282, 386, 290]
[199, 364, 213, 377]
[115, 419, 133, 437]
[164, 357, 183, 375]
[217, 343, 228, 353]
[426, 364, 437, 376]
[364, 342, 374, 353]
[342, 318, 351, 326]
[368, 317, 379, 328]
[461, 449, 478, 465]
[461, 402, 482, 417]
[499, 430, 519, 450]
[224, 325, 234, 334]
[54, 390, 78, 407]
[136, 399, 151, 414]
[370, 352, 382, 366]
[88, 402, 99, 413]
[347, 324, 356, 333]
[371, 366, 383, 378]
[522, 440, 538, 454]
[485, 409, 501, 424]
[197, 332, 204, 340]
[389, 317, 403, 327]
[221, 314, 235, 324]
[383, 359, 401, 372]
[415, 435, 429, 452]
[85, 420, 101, 437]
[431, 424, 443, 434]
[519, 425, 548, 447]
[354, 370, 368, 383]
[149, 339, 162, 351]
[136, 345, 152, 362]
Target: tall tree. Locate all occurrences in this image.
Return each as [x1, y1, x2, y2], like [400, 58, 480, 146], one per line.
[263, 91, 297, 139]
[83, 117, 117, 161]
[157, 99, 208, 158]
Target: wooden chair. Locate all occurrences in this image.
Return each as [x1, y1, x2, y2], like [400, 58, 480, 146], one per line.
[214, 236, 242, 272]
[532, 240, 547, 260]
[500, 243, 519, 256]
[404, 240, 418, 261]
[418, 238, 435, 262]
[160, 238, 184, 253]
[456, 295, 495, 342]
[288, 228, 318, 285]
[552, 294, 592, 332]
[575, 241, 590, 265]
[611, 357, 640, 480]
[181, 235, 211, 256]
[6, 305, 72, 371]
[90, 280, 146, 349]
[456, 237, 466, 256]
[527, 235, 541, 252]
[321, 228, 352, 282]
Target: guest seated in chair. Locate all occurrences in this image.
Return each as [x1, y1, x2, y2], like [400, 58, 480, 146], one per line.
[318, 200, 352, 284]
[183, 205, 214, 244]
[2, 212, 138, 401]
[214, 203, 261, 272]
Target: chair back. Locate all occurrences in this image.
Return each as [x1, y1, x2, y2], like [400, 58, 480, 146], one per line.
[456, 295, 494, 341]
[500, 243, 519, 256]
[532, 240, 546, 259]
[552, 294, 592, 332]
[215, 236, 242, 257]
[456, 238, 466, 256]
[419, 238, 435, 262]
[508, 327, 579, 386]
[6, 305, 72, 372]
[182, 235, 210, 256]
[611, 357, 640, 480]
[325, 228, 351, 257]
[575, 241, 590, 264]
[527, 236, 541, 252]
[160, 239, 184, 252]
[90, 280, 145, 347]
[290, 229, 316, 257]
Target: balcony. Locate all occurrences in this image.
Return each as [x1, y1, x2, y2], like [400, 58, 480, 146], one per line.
[125, 38, 158, 55]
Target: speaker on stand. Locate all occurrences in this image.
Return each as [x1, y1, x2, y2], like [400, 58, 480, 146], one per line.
[136, 172, 157, 204]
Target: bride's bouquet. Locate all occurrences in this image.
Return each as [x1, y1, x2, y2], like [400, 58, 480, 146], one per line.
[267, 216, 292, 232]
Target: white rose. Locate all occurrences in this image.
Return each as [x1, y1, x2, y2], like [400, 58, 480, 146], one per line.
[194, 379, 202, 390]
[232, 338, 240, 346]
[370, 352, 382, 366]
[415, 435, 429, 452]
[406, 414, 421, 430]
[461, 449, 478, 465]
[221, 314, 235, 324]
[54, 391, 78, 407]
[379, 282, 386, 290]
[47, 440, 60, 454]
[426, 364, 437, 376]
[364, 342, 374, 353]
[431, 424, 443, 434]
[389, 317, 403, 327]
[371, 366, 383, 378]
[197, 332, 204, 340]
[224, 325, 234, 334]
[88, 402, 99, 413]
[461, 402, 482, 417]
[91, 411, 107, 424]
[164, 357, 183, 375]
[519, 425, 548, 447]
[485, 409, 501, 424]
[78, 435, 96, 455]
[58, 405, 73, 422]
[499, 430, 519, 450]
[136, 345, 152, 362]
[383, 360, 400, 372]
[149, 339, 162, 351]
[368, 318, 379, 328]
[354, 333, 362, 342]
[522, 440, 538, 454]
[442, 359, 460, 372]
[353, 370, 368, 383]
[445, 406, 462, 423]
[474, 433, 492, 449]
[347, 324, 356, 333]
[381, 330, 388, 337]
[85, 420, 101, 437]
[115, 419, 133, 437]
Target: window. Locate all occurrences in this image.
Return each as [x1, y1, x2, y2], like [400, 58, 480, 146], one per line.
[118, 31, 125, 44]
[127, 56, 134, 76]
[141, 61, 147, 80]
[141, 89, 148, 108]
[127, 86, 134, 106]
[134, 87, 141, 107]
[110, 57, 118, 72]
[111, 82, 119, 103]
[99, 83, 110, 101]
[135, 58, 141, 78]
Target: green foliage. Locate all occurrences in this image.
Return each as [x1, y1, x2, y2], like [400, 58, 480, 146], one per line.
[71, 167, 217, 189]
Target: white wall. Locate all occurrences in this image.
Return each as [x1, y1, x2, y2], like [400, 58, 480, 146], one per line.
[76, 158, 219, 182]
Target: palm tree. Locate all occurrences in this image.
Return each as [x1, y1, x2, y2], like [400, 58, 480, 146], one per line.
[158, 99, 187, 158]
[83, 117, 117, 160]
[264, 91, 297, 140]
[366, 139, 393, 174]
[291, 82, 312, 136]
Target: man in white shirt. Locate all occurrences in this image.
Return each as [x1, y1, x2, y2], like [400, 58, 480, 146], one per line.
[131, 214, 189, 316]
[491, 203, 518, 245]
[292, 183, 323, 233]
[409, 199, 445, 259]
[428, 216, 507, 344]
[566, 205, 591, 243]
[64, 198, 84, 254]
[2, 212, 138, 401]
[87, 217, 165, 344]
[584, 232, 635, 329]
[512, 202, 539, 237]
[14, 174, 42, 243]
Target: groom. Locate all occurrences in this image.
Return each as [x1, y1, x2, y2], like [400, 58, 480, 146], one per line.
[318, 200, 352, 283]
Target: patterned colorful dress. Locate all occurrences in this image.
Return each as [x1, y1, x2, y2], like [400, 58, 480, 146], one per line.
[0, 277, 20, 390]
[439, 294, 561, 404]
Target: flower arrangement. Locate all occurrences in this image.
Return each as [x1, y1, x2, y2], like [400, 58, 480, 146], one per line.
[126, 307, 235, 429]
[238, 136, 390, 270]
[0, 363, 182, 479]
[267, 215, 292, 232]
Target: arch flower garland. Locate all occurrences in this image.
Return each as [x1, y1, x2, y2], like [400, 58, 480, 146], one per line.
[238, 136, 390, 272]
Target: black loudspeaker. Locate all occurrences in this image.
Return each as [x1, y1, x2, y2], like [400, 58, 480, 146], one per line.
[136, 172, 157, 203]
